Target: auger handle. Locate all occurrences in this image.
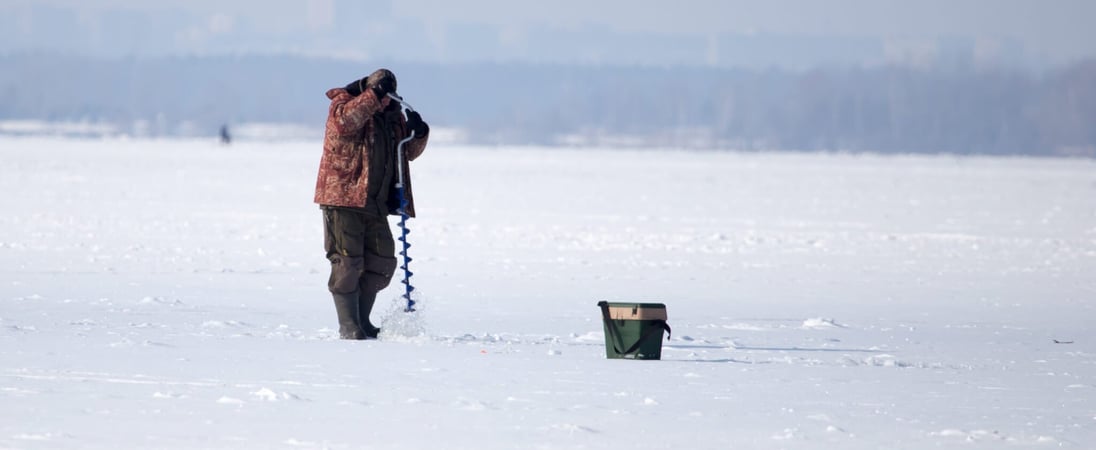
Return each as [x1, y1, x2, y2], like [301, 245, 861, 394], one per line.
[387, 93, 415, 114]
[389, 93, 417, 187]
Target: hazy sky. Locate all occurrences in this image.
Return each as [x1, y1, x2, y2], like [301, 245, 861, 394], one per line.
[3, 0, 1095, 68]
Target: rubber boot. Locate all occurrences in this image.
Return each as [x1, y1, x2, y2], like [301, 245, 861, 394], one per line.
[358, 290, 381, 339]
[332, 292, 365, 340]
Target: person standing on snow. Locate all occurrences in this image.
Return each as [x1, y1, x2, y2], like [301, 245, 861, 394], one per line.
[314, 69, 429, 340]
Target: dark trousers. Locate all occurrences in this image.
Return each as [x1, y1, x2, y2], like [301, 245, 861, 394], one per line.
[322, 207, 397, 295]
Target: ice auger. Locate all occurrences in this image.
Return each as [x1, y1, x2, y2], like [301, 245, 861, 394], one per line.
[387, 93, 418, 312]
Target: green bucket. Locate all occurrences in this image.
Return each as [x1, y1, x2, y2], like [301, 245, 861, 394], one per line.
[597, 301, 672, 360]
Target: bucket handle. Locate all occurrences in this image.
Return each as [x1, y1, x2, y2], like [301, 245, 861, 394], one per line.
[598, 301, 672, 357]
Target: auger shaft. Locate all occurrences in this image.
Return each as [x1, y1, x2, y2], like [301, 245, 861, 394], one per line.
[389, 93, 418, 312]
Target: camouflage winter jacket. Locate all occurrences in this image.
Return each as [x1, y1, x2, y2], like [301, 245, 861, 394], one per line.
[314, 88, 428, 217]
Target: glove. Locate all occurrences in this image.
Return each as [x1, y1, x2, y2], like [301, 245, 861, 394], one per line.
[372, 85, 394, 103]
[344, 77, 366, 97]
[406, 110, 429, 138]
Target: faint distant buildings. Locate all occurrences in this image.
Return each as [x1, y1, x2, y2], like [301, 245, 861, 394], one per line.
[0, 53, 1092, 156]
[882, 36, 1029, 70]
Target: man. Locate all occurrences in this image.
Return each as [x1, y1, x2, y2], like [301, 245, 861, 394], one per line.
[314, 69, 429, 340]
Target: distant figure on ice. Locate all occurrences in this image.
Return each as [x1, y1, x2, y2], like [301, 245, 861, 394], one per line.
[219, 124, 231, 145]
[313, 68, 430, 340]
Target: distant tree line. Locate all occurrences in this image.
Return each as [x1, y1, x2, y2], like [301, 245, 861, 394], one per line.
[0, 53, 1092, 156]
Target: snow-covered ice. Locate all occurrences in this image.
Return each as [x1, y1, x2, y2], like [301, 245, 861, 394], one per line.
[1, 136, 1095, 449]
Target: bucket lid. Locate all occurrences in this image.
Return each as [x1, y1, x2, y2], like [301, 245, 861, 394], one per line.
[599, 301, 668, 321]
[601, 302, 665, 309]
